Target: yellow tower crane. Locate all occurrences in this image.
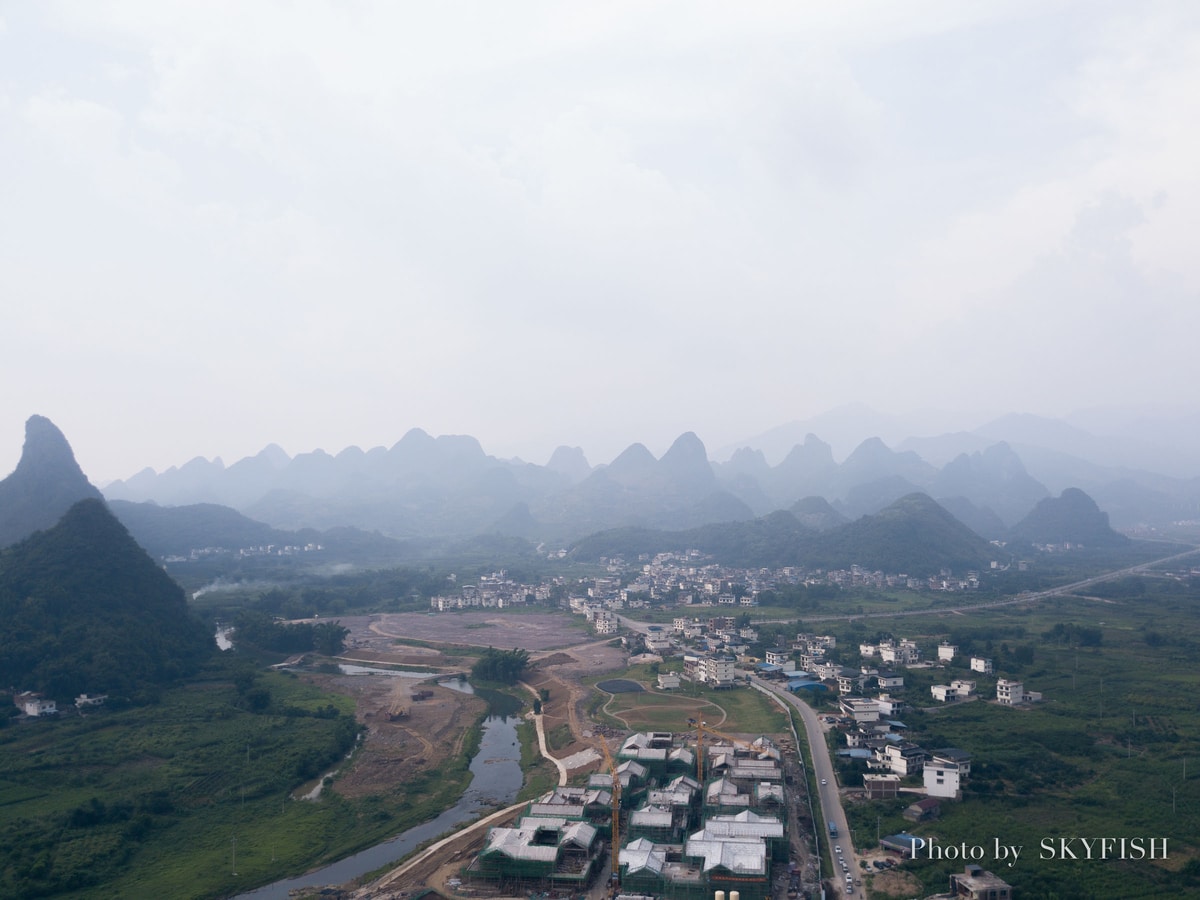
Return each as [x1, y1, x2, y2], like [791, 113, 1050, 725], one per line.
[689, 718, 772, 780]
[597, 737, 622, 893]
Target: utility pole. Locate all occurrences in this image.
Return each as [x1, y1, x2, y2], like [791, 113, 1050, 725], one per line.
[231, 836, 237, 876]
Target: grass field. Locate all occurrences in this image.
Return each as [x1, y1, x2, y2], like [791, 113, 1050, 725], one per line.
[0, 658, 479, 900]
[587, 667, 789, 736]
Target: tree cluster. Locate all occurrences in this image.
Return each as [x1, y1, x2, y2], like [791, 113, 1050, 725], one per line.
[1041, 621, 1103, 647]
[0, 500, 212, 702]
[470, 647, 530, 684]
[231, 609, 349, 655]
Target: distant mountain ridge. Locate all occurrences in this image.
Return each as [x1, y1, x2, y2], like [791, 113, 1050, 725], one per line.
[572, 492, 1002, 575]
[97, 405, 1200, 543]
[0, 414, 1161, 590]
[105, 500, 402, 561]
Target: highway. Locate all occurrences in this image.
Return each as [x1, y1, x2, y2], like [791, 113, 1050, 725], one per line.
[618, 548, 1200, 635]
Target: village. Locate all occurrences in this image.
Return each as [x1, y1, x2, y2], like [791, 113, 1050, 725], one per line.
[358, 581, 1040, 900]
[426, 550, 995, 617]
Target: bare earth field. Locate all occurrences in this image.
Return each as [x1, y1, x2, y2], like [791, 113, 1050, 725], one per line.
[367, 610, 593, 651]
[305, 671, 484, 798]
[286, 611, 637, 899]
[315, 611, 628, 804]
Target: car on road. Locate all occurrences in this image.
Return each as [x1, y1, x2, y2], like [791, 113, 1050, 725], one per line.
[834, 846, 842, 854]
[821, 778, 827, 785]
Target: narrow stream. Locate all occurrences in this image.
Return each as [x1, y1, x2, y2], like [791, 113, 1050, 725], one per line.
[231, 708, 521, 899]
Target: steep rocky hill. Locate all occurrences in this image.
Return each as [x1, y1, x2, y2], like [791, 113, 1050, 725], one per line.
[0, 415, 103, 547]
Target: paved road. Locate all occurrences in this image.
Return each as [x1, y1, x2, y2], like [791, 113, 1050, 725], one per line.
[799, 546, 1200, 624]
[751, 676, 859, 895]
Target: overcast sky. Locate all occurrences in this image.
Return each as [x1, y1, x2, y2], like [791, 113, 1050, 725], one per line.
[2, 1, 1198, 483]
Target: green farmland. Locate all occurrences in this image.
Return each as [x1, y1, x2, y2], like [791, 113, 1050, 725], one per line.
[0, 658, 477, 900]
[830, 575, 1200, 898]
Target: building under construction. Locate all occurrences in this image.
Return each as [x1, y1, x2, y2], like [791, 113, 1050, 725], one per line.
[463, 730, 790, 900]
[467, 815, 604, 889]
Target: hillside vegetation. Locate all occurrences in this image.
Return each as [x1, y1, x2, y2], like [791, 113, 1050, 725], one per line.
[0, 500, 213, 701]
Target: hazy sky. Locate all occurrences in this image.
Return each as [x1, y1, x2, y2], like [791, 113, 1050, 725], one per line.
[2, 2, 1198, 483]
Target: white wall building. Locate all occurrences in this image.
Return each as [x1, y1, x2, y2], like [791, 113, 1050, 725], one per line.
[924, 759, 962, 798]
[996, 678, 1023, 705]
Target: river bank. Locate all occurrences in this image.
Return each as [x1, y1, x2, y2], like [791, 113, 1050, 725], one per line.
[231, 709, 522, 899]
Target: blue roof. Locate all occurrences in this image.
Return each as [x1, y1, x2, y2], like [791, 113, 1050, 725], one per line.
[789, 681, 828, 692]
[880, 833, 923, 851]
[838, 749, 872, 759]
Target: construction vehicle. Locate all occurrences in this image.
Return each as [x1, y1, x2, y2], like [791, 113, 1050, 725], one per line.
[386, 683, 409, 721]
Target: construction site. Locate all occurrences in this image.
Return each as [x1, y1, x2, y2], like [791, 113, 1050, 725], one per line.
[291, 615, 825, 900]
[454, 725, 812, 900]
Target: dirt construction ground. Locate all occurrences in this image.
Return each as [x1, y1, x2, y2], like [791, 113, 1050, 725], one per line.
[288, 610, 631, 899]
[313, 610, 627, 800]
[307, 672, 485, 799]
[358, 610, 597, 652]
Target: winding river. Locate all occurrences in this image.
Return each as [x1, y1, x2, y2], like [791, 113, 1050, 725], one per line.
[231, 694, 520, 899]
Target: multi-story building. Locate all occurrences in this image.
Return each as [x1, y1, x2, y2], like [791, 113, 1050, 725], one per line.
[877, 742, 927, 776]
[839, 697, 881, 723]
[880, 639, 920, 666]
[699, 656, 738, 688]
[996, 678, 1023, 705]
[924, 759, 962, 798]
[863, 773, 901, 799]
[948, 865, 1013, 900]
[970, 657, 993, 674]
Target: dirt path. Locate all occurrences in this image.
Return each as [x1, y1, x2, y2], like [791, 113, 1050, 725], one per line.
[520, 682, 569, 786]
[333, 623, 628, 898]
[602, 685, 728, 729]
